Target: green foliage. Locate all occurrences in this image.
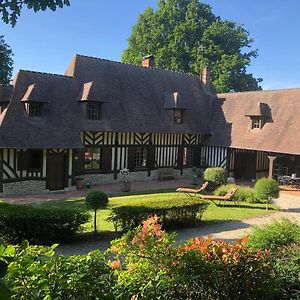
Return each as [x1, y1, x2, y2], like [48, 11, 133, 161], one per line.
[0, 203, 90, 244]
[108, 197, 209, 231]
[86, 190, 109, 233]
[254, 178, 279, 202]
[1, 0, 70, 26]
[248, 218, 300, 251]
[275, 243, 300, 299]
[0, 35, 13, 84]
[4, 242, 116, 299]
[122, 0, 262, 93]
[214, 184, 259, 203]
[203, 167, 227, 190]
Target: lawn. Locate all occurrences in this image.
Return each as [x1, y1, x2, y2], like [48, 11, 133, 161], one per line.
[31, 191, 279, 234]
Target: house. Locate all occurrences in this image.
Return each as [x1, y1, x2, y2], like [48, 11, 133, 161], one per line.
[0, 54, 299, 196]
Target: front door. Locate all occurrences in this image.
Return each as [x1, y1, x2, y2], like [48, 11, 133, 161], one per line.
[46, 153, 66, 190]
[234, 152, 257, 180]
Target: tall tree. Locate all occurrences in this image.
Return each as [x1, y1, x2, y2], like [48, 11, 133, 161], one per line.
[122, 0, 262, 93]
[0, 0, 70, 26]
[0, 35, 13, 84]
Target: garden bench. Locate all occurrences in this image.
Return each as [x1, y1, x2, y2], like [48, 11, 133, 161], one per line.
[156, 168, 175, 181]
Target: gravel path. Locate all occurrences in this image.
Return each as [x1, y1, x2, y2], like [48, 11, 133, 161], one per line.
[56, 192, 300, 256]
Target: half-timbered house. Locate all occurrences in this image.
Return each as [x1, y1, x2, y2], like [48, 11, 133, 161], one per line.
[0, 54, 300, 196]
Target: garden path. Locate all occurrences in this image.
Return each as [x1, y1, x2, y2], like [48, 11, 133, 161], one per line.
[56, 191, 300, 256]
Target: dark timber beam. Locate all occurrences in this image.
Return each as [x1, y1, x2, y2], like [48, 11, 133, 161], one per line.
[267, 155, 277, 179]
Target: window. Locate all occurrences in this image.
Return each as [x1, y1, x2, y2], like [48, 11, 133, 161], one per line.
[85, 148, 101, 170]
[183, 147, 193, 166]
[25, 102, 42, 117]
[17, 150, 42, 171]
[251, 117, 261, 129]
[173, 109, 183, 124]
[87, 102, 101, 120]
[134, 147, 147, 168]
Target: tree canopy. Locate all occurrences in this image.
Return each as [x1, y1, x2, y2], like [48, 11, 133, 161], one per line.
[0, 0, 70, 26]
[0, 35, 13, 84]
[122, 0, 262, 93]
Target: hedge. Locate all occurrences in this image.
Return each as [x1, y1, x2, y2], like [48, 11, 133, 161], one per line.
[254, 178, 279, 202]
[203, 167, 227, 190]
[0, 203, 90, 244]
[108, 197, 209, 231]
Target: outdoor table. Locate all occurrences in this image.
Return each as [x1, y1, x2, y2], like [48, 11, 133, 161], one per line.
[287, 176, 300, 189]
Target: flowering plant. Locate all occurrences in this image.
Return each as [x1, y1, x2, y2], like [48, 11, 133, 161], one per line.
[120, 168, 130, 182]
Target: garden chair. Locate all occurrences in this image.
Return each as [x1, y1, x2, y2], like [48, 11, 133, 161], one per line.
[199, 187, 238, 207]
[176, 181, 209, 197]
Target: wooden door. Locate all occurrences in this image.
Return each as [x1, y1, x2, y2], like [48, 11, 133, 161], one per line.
[46, 153, 66, 190]
[234, 152, 256, 180]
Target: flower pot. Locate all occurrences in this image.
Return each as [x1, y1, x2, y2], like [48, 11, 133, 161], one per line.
[120, 181, 131, 192]
[75, 178, 84, 190]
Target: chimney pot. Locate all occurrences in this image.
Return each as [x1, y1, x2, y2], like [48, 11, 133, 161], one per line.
[141, 55, 155, 68]
[201, 65, 210, 86]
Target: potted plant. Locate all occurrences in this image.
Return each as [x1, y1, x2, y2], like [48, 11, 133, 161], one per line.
[75, 176, 84, 190]
[120, 168, 131, 192]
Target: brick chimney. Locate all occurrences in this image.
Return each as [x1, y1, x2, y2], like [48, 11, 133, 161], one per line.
[141, 55, 155, 68]
[201, 65, 210, 86]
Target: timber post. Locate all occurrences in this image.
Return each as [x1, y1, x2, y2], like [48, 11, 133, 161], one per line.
[267, 155, 277, 179]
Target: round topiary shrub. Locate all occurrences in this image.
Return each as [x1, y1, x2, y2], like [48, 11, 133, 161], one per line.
[86, 190, 109, 233]
[254, 178, 279, 202]
[203, 167, 227, 190]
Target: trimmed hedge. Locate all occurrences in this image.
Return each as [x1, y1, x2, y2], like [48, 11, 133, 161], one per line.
[108, 197, 209, 231]
[214, 184, 259, 203]
[203, 167, 227, 190]
[0, 203, 90, 244]
[254, 178, 279, 202]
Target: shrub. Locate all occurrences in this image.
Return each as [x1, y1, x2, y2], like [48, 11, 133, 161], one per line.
[274, 243, 300, 299]
[203, 167, 227, 190]
[248, 218, 300, 251]
[108, 197, 209, 231]
[4, 241, 116, 299]
[0, 203, 90, 244]
[86, 190, 109, 233]
[254, 178, 279, 202]
[214, 184, 259, 203]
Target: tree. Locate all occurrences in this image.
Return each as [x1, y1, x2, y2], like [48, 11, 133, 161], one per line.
[0, 0, 70, 26]
[86, 190, 109, 234]
[0, 35, 13, 84]
[122, 0, 262, 93]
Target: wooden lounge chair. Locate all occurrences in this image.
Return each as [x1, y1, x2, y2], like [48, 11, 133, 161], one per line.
[199, 188, 238, 206]
[176, 181, 209, 197]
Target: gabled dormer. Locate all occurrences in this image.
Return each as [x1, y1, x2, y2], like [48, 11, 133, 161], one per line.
[21, 84, 49, 118]
[164, 91, 187, 124]
[246, 101, 272, 130]
[78, 81, 107, 120]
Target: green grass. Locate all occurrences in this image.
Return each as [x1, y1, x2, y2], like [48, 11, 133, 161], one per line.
[31, 191, 279, 234]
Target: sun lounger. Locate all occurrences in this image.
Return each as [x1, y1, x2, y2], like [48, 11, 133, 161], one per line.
[199, 187, 238, 206]
[176, 181, 208, 197]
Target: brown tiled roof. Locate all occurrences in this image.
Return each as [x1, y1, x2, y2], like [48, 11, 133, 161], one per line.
[0, 54, 212, 148]
[0, 84, 13, 102]
[207, 89, 300, 155]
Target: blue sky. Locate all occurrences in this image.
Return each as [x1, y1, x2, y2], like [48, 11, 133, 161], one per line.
[2, 0, 300, 90]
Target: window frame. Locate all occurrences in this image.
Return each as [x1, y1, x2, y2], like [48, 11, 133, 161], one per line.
[182, 146, 194, 167]
[84, 147, 102, 171]
[173, 109, 183, 124]
[17, 149, 43, 172]
[251, 117, 261, 129]
[25, 102, 42, 117]
[133, 146, 148, 169]
[86, 102, 101, 120]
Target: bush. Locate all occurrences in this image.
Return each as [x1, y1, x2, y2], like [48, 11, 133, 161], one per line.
[0, 203, 90, 244]
[214, 184, 259, 203]
[254, 178, 279, 202]
[203, 167, 227, 190]
[5, 242, 116, 300]
[108, 197, 209, 231]
[248, 218, 300, 251]
[86, 190, 109, 233]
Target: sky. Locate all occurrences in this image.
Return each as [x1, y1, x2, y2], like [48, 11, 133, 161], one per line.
[1, 0, 300, 90]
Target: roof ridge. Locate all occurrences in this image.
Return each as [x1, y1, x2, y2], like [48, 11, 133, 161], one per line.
[218, 87, 300, 96]
[75, 54, 197, 78]
[19, 69, 74, 79]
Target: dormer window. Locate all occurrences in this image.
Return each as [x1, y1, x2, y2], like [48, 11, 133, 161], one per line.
[87, 102, 101, 120]
[27, 102, 42, 117]
[251, 117, 261, 129]
[174, 109, 183, 124]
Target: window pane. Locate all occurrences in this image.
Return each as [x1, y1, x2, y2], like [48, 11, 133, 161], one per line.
[87, 103, 101, 120]
[85, 148, 101, 169]
[29, 103, 41, 117]
[174, 109, 183, 124]
[183, 147, 193, 166]
[134, 147, 147, 168]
